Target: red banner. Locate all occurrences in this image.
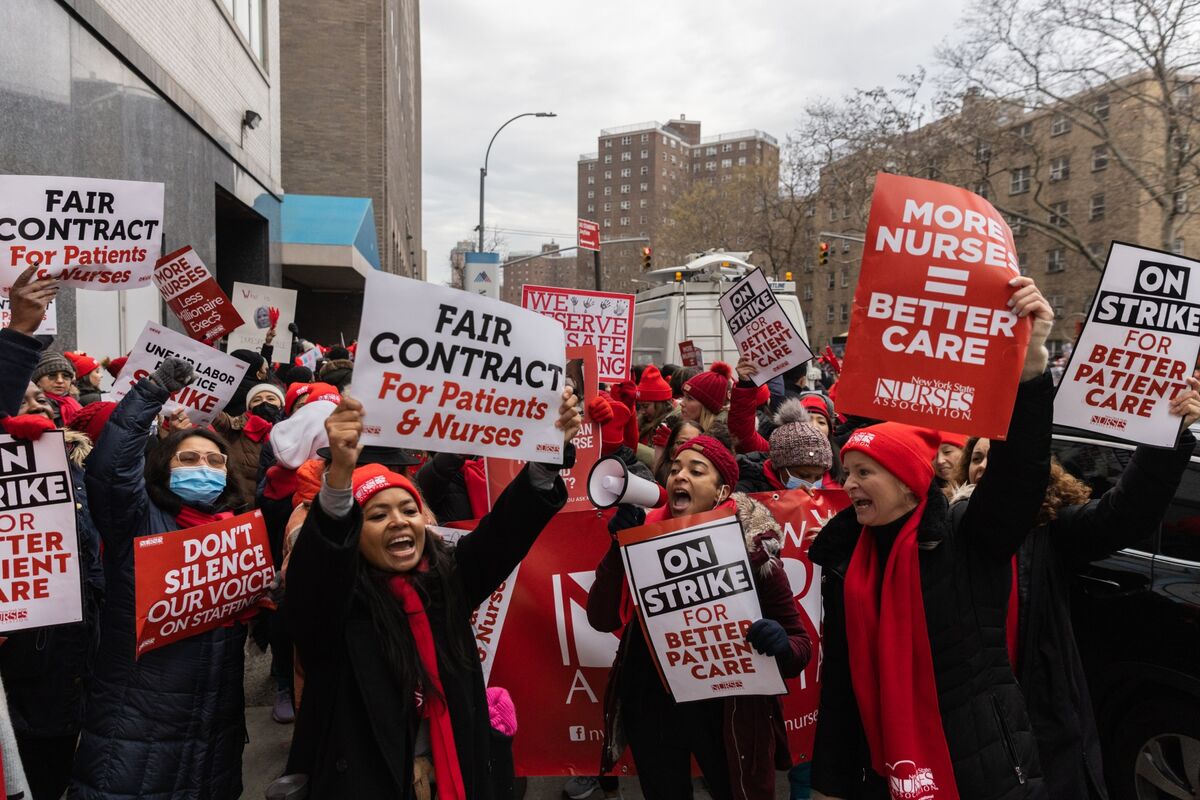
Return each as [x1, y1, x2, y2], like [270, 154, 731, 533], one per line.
[836, 173, 1030, 439]
[133, 510, 274, 657]
[679, 340, 703, 368]
[153, 246, 244, 343]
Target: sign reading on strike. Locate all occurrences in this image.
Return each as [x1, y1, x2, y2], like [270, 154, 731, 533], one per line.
[0, 289, 56, 335]
[134, 510, 274, 657]
[0, 432, 83, 633]
[153, 246, 244, 343]
[577, 219, 600, 252]
[679, 340, 703, 368]
[618, 508, 785, 702]
[719, 269, 813, 385]
[837, 173, 1030, 439]
[522, 285, 635, 383]
[0, 175, 165, 290]
[355, 271, 568, 463]
[110, 323, 250, 427]
[227, 282, 297, 359]
[1054, 241, 1200, 446]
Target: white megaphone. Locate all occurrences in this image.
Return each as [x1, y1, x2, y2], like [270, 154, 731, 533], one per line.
[587, 455, 668, 509]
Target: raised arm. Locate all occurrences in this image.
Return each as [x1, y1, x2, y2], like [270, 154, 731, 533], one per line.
[729, 356, 770, 454]
[0, 268, 55, 414]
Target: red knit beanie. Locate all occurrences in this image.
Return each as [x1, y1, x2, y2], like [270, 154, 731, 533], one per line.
[64, 351, 99, 377]
[637, 365, 673, 402]
[800, 394, 832, 424]
[285, 381, 340, 414]
[673, 434, 739, 488]
[939, 431, 967, 450]
[683, 362, 732, 414]
[351, 463, 424, 510]
[840, 423, 940, 495]
[67, 401, 116, 444]
[104, 356, 128, 380]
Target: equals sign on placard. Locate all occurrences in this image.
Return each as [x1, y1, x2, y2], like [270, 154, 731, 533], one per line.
[924, 266, 969, 296]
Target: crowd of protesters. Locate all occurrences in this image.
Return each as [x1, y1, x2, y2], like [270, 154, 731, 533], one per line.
[0, 259, 1196, 800]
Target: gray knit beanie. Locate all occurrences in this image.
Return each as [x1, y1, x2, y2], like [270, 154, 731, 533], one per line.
[769, 421, 832, 470]
[32, 351, 75, 384]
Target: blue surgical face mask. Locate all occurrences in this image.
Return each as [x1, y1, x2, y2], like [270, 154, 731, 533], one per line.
[170, 466, 227, 505]
[785, 474, 823, 491]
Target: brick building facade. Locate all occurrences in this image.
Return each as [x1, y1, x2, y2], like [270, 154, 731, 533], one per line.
[500, 242, 574, 304]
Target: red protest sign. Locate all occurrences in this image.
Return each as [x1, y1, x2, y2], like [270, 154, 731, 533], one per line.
[679, 340, 703, 368]
[837, 173, 1030, 439]
[578, 219, 600, 252]
[153, 246, 244, 343]
[523, 285, 635, 383]
[133, 510, 274, 657]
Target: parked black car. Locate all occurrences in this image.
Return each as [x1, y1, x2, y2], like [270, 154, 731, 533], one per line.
[1053, 431, 1200, 800]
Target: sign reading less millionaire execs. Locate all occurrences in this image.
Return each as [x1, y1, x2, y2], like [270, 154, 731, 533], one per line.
[836, 173, 1031, 439]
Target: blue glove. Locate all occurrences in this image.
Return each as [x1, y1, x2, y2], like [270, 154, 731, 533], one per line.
[746, 618, 790, 657]
[608, 503, 645, 537]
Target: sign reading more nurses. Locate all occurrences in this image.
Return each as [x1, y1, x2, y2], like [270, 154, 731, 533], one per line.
[153, 246, 244, 343]
[1054, 241, 1200, 447]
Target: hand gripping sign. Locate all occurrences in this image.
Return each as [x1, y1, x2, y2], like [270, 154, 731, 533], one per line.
[719, 268, 813, 385]
[837, 173, 1030, 439]
[522, 285, 636, 384]
[0, 432, 83, 633]
[152, 246, 244, 343]
[618, 507, 786, 703]
[1054, 241, 1200, 447]
[356, 271, 568, 463]
[0, 175, 165, 290]
[134, 510, 274, 657]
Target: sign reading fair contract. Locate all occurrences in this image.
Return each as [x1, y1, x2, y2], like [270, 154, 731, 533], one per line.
[619, 508, 785, 702]
[111, 323, 250, 427]
[153, 246, 244, 343]
[0, 175, 164, 290]
[0, 432, 82, 633]
[522, 285, 635, 383]
[356, 271, 567, 463]
[227, 282, 297, 359]
[719, 269, 813, 385]
[134, 510, 273, 657]
[838, 173, 1029, 439]
[1054, 242, 1200, 446]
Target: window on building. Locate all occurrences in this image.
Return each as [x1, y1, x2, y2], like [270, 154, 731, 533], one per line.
[662, 168, 668, 176]
[827, 272, 835, 289]
[737, 156, 747, 166]
[640, 133, 649, 143]
[1048, 294, 1064, 317]
[604, 139, 613, 148]
[1047, 249, 1065, 272]
[640, 149, 649, 159]
[586, 163, 594, 171]
[1050, 115, 1071, 136]
[1049, 201, 1069, 227]
[720, 174, 732, 183]
[721, 143, 732, 152]
[586, 176, 595, 185]
[220, 0, 266, 62]
[619, 217, 629, 226]
[1018, 252, 1029, 275]
[706, 146, 717, 156]
[603, 202, 612, 211]
[1010, 166, 1031, 194]
[1092, 145, 1108, 171]
[671, 155, 677, 164]
[640, 166, 649, 175]
[843, 204, 852, 220]
[804, 284, 813, 300]
[586, 190, 594, 199]
[603, 218, 611, 227]
[662, 135, 668, 145]
[828, 205, 838, 222]
[974, 140, 991, 163]
[973, 181, 990, 199]
[840, 303, 849, 323]
[586, 204, 594, 213]
[620, 184, 630, 194]
[619, 200, 630, 210]
[640, 215, 647, 224]
[1093, 93, 1110, 120]
[1176, 191, 1189, 213]
[603, 187, 611, 196]
[604, 170, 612, 179]
[604, 155, 612, 164]
[1017, 121, 1033, 141]
[639, 182, 649, 192]
[1050, 156, 1070, 181]
[621, 152, 632, 162]
[1090, 193, 1105, 221]
[841, 269, 849, 287]
[670, 139, 677, 148]
[720, 159, 732, 168]
[1173, 238, 1186, 255]
[619, 168, 631, 178]
[620, 136, 631, 145]
[1174, 81, 1193, 103]
[706, 161, 717, 171]
[826, 305, 835, 322]
[739, 142, 748, 151]
[640, 199, 648, 208]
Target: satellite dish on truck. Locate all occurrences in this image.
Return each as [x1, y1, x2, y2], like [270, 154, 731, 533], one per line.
[642, 252, 755, 283]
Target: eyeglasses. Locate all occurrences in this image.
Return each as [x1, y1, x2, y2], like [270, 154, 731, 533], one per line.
[174, 450, 229, 468]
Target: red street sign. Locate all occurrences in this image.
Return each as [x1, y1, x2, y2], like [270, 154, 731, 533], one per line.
[578, 218, 600, 252]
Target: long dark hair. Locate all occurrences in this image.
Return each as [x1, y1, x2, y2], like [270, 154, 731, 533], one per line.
[145, 428, 246, 513]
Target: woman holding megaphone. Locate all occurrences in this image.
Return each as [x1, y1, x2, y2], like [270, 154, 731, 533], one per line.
[587, 432, 811, 799]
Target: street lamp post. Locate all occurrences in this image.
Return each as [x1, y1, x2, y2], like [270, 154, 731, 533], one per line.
[477, 111, 556, 252]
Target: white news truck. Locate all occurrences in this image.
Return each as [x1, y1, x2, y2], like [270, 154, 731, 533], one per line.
[631, 252, 811, 368]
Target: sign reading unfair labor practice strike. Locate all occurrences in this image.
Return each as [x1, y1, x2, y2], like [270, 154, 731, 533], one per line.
[719, 268, 813, 385]
[0, 175, 164, 290]
[110, 323, 250, 427]
[837, 173, 1030, 439]
[0, 432, 83, 634]
[134, 510, 274, 657]
[619, 508, 786, 702]
[356, 271, 568, 464]
[153, 247, 244, 343]
[522, 285, 635, 383]
[1054, 242, 1200, 447]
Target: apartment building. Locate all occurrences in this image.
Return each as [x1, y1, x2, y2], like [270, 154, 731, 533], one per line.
[500, 242, 574, 304]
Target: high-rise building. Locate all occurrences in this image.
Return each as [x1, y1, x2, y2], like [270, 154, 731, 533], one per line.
[448, 238, 475, 289]
[500, 242, 573, 304]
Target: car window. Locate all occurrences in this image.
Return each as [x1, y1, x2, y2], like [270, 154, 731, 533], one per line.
[1160, 461, 1200, 563]
[1052, 438, 1156, 552]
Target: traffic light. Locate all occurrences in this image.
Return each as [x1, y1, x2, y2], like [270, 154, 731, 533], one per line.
[784, 271, 793, 281]
[641, 246, 653, 270]
[674, 271, 682, 282]
[818, 241, 830, 266]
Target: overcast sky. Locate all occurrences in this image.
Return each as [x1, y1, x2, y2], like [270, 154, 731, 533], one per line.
[420, 0, 967, 285]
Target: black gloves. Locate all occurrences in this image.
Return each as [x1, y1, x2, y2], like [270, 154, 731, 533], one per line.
[149, 356, 196, 393]
[746, 618, 790, 657]
[608, 503, 646, 538]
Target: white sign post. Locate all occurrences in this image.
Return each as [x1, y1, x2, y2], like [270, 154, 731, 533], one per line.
[719, 269, 813, 385]
[227, 282, 297, 359]
[354, 271, 568, 463]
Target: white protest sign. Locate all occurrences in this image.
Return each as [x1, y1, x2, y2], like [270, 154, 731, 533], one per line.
[719, 269, 813, 385]
[0, 175, 164, 290]
[0, 431, 83, 633]
[110, 322, 250, 427]
[618, 509, 786, 702]
[298, 347, 320, 372]
[227, 282, 297, 359]
[0, 289, 56, 335]
[1054, 241, 1200, 446]
[522, 285, 635, 383]
[355, 271, 568, 463]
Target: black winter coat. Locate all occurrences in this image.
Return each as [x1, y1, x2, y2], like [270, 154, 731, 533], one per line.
[285, 463, 566, 798]
[808, 373, 1054, 800]
[415, 452, 476, 523]
[71, 379, 247, 800]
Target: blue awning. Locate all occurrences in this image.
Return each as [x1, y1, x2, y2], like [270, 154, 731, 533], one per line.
[280, 194, 380, 290]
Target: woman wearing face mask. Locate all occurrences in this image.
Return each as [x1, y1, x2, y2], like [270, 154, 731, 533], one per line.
[284, 391, 579, 797]
[72, 357, 249, 800]
[588, 435, 811, 799]
[736, 419, 834, 494]
[213, 382, 285, 504]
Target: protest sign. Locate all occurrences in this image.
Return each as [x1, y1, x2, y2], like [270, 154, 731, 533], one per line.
[152, 246, 243, 343]
[355, 271, 568, 463]
[1054, 241, 1200, 446]
[837, 173, 1029, 439]
[0, 175, 164, 290]
[719, 269, 813, 385]
[0, 289, 56, 335]
[133, 510, 273, 657]
[0, 432, 83, 633]
[618, 508, 786, 702]
[110, 322, 250, 427]
[522, 285, 635, 383]
[227, 282, 297, 358]
[679, 340, 703, 368]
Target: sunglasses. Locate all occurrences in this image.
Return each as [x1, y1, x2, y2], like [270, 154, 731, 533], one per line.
[174, 450, 229, 468]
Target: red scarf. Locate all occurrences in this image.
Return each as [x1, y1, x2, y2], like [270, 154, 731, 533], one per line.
[843, 498, 961, 800]
[47, 392, 82, 426]
[243, 414, 273, 443]
[388, 577, 466, 800]
[175, 505, 233, 529]
[462, 459, 489, 519]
